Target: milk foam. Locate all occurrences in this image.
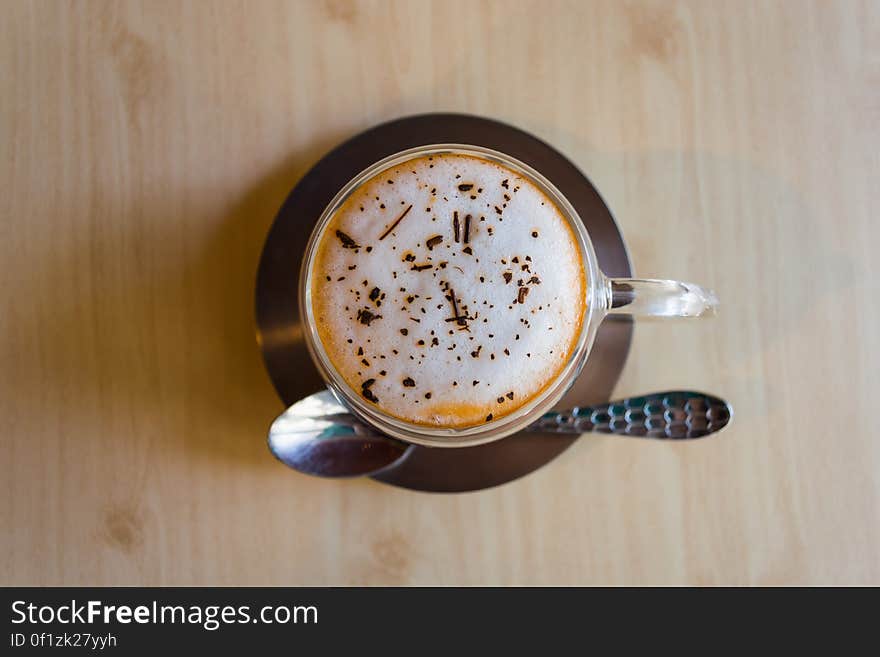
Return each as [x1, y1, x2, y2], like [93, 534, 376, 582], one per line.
[311, 153, 586, 427]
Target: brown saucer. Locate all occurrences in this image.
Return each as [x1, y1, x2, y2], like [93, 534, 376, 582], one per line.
[255, 114, 632, 492]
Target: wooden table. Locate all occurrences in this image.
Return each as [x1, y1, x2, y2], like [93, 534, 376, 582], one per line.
[3, 0, 878, 586]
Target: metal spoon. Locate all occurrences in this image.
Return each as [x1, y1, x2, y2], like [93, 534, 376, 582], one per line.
[268, 390, 732, 478]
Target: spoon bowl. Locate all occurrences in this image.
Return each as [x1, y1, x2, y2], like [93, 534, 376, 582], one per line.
[268, 391, 410, 477]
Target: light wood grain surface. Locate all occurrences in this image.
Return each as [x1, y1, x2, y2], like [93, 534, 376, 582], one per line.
[2, 0, 878, 586]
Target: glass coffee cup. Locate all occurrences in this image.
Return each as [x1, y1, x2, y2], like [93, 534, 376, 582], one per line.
[299, 145, 717, 447]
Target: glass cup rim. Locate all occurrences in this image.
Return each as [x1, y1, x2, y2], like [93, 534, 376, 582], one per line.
[299, 144, 605, 447]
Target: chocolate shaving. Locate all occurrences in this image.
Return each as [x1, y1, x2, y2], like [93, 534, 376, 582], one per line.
[362, 389, 378, 403]
[453, 211, 460, 242]
[445, 288, 469, 328]
[503, 272, 513, 284]
[378, 204, 413, 240]
[506, 392, 514, 400]
[457, 183, 474, 191]
[336, 230, 360, 249]
[463, 214, 471, 243]
[462, 246, 473, 255]
[425, 235, 443, 250]
[402, 377, 416, 387]
[369, 287, 380, 302]
[357, 309, 381, 326]
[486, 414, 493, 421]
[410, 263, 432, 271]
[517, 287, 529, 304]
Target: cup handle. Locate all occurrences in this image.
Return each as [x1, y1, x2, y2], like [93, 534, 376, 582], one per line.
[604, 277, 718, 318]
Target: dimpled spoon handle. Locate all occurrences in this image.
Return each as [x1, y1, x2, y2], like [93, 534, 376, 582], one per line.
[529, 391, 731, 439]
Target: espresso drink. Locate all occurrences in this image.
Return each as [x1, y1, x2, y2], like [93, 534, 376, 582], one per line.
[310, 153, 586, 427]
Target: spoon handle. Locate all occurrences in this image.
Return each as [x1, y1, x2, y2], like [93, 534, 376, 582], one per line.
[528, 391, 731, 439]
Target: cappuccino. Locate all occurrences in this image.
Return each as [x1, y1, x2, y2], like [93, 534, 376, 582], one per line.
[310, 153, 586, 427]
